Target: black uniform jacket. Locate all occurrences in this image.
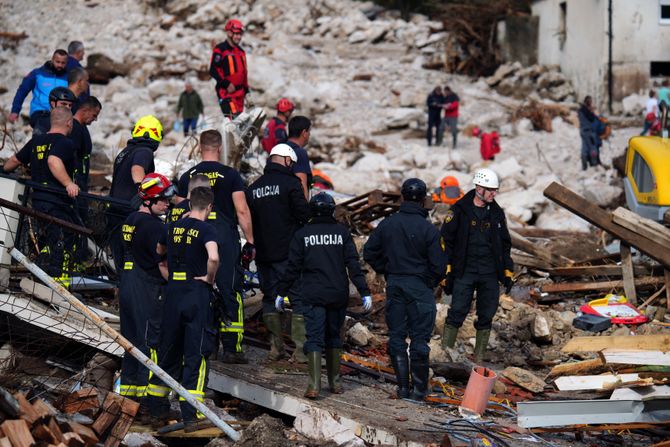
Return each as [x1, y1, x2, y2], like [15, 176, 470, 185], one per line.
[363, 201, 445, 288]
[246, 162, 310, 263]
[276, 216, 370, 307]
[440, 189, 513, 282]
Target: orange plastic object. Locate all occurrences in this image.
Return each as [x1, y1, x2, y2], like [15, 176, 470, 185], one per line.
[460, 367, 498, 416]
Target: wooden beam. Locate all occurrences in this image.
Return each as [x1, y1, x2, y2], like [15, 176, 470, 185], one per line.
[546, 265, 648, 277]
[512, 252, 552, 270]
[562, 335, 670, 353]
[612, 207, 670, 248]
[601, 349, 670, 367]
[543, 182, 670, 268]
[639, 285, 667, 310]
[620, 243, 637, 304]
[546, 358, 605, 379]
[541, 276, 663, 293]
[509, 229, 573, 267]
[553, 373, 642, 391]
[509, 227, 590, 238]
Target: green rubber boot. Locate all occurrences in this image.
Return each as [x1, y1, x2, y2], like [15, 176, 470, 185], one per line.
[441, 323, 459, 350]
[263, 313, 286, 361]
[473, 329, 491, 363]
[325, 349, 343, 394]
[304, 351, 322, 399]
[290, 314, 308, 364]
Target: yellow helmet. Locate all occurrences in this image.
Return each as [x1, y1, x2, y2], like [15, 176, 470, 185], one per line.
[132, 115, 163, 142]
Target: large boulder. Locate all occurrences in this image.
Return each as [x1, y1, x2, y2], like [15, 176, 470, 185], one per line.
[87, 53, 129, 84]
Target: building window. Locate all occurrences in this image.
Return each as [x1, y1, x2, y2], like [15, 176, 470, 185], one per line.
[651, 61, 670, 76]
[661, 0, 670, 24]
[559, 2, 567, 49]
[632, 151, 655, 193]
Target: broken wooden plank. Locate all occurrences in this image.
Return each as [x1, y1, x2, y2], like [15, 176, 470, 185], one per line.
[562, 335, 670, 353]
[554, 373, 642, 391]
[601, 349, 670, 367]
[60, 388, 99, 416]
[512, 252, 553, 270]
[546, 358, 606, 379]
[612, 207, 670, 248]
[31, 398, 56, 421]
[0, 420, 35, 447]
[14, 392, 40, 425]
[60, 421, 98, 446]
[501, 367, 546, 393]
[92, 393, 124, 437]
[103, 413, 134, 447]
[31, 424, 58, 444]
[543, 182, 670, 268]
[509, 227, 590, 239]
[620, 243, 637, 304]
[62, 431, 85, 447]
[509, 229, 573, 267]
[47, 416, 64, 443]
[541, 276, 663, 293]
[610, 385, 670, 401]
[546, 264, 648, 278]
[639, 286, 667, 310]
[0, 437, 11, 447]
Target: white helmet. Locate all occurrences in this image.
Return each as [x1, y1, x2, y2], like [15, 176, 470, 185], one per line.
[472, 168, 499, 189]
[269, 143, 297, 163]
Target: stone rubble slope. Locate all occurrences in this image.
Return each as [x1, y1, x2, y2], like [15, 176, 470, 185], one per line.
[0, 0, 638, 230]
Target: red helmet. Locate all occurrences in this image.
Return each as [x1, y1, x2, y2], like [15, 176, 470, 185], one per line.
[471, 127, 482, 137]
[138, 173, 175, 201]
[225, 19, 244, 33]
[277, 98, 294, 113]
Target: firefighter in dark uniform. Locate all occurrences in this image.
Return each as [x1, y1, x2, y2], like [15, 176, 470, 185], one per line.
[441, 168, 513, 363]
[275, 193, 371, 399]
[108, 115, 163, 275]
[210, 19, 248, 118]
[364, 178, 445, 401]
[3, 107, 79, 287]
[169, 174, 213, 223]
[247, 143, 310, 362]
[175, 130, 255, 364]
[147, 186, 219, 432]
[118, 173, 173, 401]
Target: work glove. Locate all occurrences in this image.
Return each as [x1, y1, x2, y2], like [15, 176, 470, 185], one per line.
[362, 295, 372, 312]
[275, 295, 286, 312]
[241, 242, 256, 268]
[442, 273, 454, 295]
[503, 277, 514, 295]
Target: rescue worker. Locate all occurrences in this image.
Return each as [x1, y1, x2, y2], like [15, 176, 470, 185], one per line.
[33, 86, 77, 135]
[169, 174, 213, 223]
[210, 19, 248, 118]
[431, 176, 464, 206]
[247, 143, 310, 362]
[440, 168, 514, 363]
[578, 96, 597, 171]
[439, 86, 460, 149]
[147, 186, 219, 432]
[70, 96, 102, 192]
[108, 115, 163, 274]
[363, 178, 445, 401]
[275, 192, 371, 399]
[118, 173, 173, 402]
[261, 98, 294, 153]
[176, 130, 255, 364]
[426, 86, 443, 146]
[286, 116, 312, 199]
[66, 67, 90, 112]
[8, 49, 69, 129]
[3, 107, 79, 287]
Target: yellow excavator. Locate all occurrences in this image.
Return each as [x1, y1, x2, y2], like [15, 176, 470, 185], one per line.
[623, 102, 670, 223]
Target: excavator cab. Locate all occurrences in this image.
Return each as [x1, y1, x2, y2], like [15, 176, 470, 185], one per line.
[623, 101, 670, 222]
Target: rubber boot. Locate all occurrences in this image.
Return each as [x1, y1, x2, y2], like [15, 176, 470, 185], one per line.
[390, 354, 410, 399]
[326, 349, 343, 394]
[473, 329, 491, 363]
[263, 313, 286, 361]
[410, 356, 430, 401]
[290, 314, 308, 364]
[304, 351, 321, 399]
[441, 324, 459, 350]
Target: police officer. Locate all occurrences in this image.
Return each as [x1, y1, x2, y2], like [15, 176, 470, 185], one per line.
[210, 19, 248, 118]
[440, 168, 513, 363]
[247, 143, 310, 362]
[364, 178, 445, 401]
[176, 130, 254, 364]
[108, 115, 163, 274]
[3, 107, 79, 287]
[118, 174, 173, 402]
[146, 186, 219, 432]
[275, 193, 371, 399]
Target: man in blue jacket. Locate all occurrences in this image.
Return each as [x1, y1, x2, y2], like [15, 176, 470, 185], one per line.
[9, 49, 69, 129]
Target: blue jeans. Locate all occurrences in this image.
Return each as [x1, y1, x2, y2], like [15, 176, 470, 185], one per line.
[183, 118, 198, 135]
[385, 275, 436, 360]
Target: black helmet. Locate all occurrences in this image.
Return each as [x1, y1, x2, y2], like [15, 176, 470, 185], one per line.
[310, 192, 336, 217]
[401, 178, 427, 202]
[49, 87, 76, 105]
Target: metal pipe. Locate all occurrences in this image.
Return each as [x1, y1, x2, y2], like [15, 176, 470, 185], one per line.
[0, 197, 92, 236]
[9, 247, 240, 441]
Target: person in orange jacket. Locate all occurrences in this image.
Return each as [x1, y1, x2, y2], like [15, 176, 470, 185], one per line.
[210, 19, 248, 118]
[432, 176, 464, 205]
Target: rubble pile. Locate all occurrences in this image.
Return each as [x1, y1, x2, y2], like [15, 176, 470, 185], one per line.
[486, 62, 577, 103]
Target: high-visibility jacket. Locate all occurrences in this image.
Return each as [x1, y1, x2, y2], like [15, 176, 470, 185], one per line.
[209, 41, 248, 114]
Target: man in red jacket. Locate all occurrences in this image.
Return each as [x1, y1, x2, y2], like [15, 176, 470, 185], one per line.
[210, 19, 248, 118]
[439, 86, 460, 149]
[261, 98, 294, 153]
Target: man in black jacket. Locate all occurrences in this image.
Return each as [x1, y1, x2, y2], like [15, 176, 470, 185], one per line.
[247, 143, 310, 361]
[364, 178, 445, 401]
[426, 86, 443, 146]
[275, 192, 371, 399]
[440, 168, 513, 363]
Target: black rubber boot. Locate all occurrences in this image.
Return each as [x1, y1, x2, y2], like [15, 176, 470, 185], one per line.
[390, 354, 410, 399]
[410, 356, 430, 401]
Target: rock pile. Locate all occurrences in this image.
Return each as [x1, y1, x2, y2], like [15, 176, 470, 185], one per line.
[486, 62, 576, 103]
